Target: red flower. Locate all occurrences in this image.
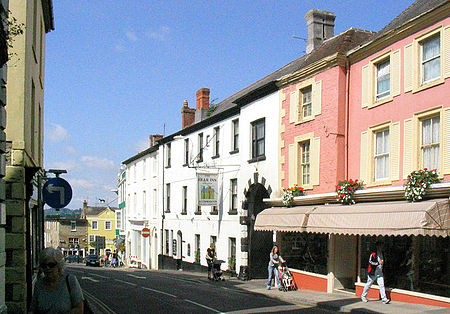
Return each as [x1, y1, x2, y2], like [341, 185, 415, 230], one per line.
[424, 168, 427, 171]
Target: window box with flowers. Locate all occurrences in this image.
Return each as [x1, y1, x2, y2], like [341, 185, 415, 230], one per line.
[404, 168, 439, 202]
[281, 185, 305, 207]
[336, 179, 363, 205]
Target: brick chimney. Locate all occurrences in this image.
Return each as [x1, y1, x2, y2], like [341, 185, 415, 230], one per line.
[150, 134, 163, 147]
[181, 100, 195, 129]
[305, 9, 335, 54]
[195, 88, 210, 123]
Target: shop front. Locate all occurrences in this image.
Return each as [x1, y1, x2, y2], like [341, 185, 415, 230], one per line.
[255, 198, 449, 307]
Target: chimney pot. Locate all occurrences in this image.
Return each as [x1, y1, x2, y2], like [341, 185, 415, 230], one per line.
[181, 101, 195, 129]
[305, 9, 335, 54]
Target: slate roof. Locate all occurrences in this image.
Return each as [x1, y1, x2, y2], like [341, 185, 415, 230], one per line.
[85, 206, 117, 217]
[373, 0, 447, 41]
[209, 28, 373, 116]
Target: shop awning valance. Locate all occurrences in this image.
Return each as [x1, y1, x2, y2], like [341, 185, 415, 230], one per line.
[254, 199, 449, 237]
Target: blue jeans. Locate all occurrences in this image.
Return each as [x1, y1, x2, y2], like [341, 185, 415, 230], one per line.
[267, 265, 280, 287]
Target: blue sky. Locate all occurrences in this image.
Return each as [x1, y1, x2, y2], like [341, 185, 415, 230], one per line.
[44, 0, 415, 209]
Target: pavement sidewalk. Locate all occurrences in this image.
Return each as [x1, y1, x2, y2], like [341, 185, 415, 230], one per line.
[168, 269, 449, 314]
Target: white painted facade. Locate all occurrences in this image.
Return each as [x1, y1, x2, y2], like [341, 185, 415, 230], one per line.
[160, 90, 280, 272]
[123, 149, 160, 269]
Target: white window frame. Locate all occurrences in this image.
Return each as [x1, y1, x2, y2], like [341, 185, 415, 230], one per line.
[375, 58, 390, 100]
[89, 235, 95, 242]
[420, 115, 440, 171]
[299, 141, 311, 186]
[230, 179, 238, 212]
[92, 220, 98, 230]
[166, 143, 171, 168]
[374, 128, 390, 181]
[232, 119, 239, 152]
[213, 126, 220, 157]
[105, 221, 112, 230]
[421, 34, 441, 84]
[184, 138, 189, 165]
[70, 221, 76, 232]
[299, 86, 312, 120]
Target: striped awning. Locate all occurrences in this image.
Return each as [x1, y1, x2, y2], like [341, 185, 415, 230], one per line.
[254, 199, 449, 237]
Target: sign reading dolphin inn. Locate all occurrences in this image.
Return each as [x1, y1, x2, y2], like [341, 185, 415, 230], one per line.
[197, 173, 218, 206]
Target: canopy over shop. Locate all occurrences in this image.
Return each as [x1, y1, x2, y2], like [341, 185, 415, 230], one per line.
[254, 198, 449, 305]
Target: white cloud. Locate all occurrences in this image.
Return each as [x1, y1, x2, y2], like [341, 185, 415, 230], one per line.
[47, 124, 68, 142]
[48, 160, 79, 172]
[134, 138, 149, 152]
[64, 146, 77, 155]
[80, 156, 115, 171]
[70, 178, 97, 190]
[146, 26, 170, 41]
[126, 31, 138, 42]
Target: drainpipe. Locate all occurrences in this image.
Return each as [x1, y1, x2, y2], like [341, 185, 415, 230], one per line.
[344, 59, 351, 180]
[160, 131, 165, 269]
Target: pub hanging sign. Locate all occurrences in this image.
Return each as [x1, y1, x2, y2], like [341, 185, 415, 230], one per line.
[197, 173, 218, 206]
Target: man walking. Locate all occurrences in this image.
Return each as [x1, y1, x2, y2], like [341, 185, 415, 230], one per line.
[361, 241, 390, 304]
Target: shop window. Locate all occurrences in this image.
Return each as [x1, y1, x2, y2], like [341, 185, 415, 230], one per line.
[360, 236, 449, 298]
[280, 232, 328, 275]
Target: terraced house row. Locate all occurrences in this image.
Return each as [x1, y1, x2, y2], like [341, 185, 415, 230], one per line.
[119, 0, 449, 307]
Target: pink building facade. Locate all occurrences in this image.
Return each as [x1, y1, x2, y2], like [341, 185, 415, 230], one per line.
[257, 1, 449, 307]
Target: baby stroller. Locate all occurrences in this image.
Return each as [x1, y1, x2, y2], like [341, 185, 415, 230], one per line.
[278, 262, 297, 292]
[212, 259, 225, 281]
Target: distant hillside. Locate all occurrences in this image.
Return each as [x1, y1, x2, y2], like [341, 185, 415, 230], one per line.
[44, 208, 82, 220]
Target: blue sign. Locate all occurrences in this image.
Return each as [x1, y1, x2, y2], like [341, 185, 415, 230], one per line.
[43, 177, 72, 209]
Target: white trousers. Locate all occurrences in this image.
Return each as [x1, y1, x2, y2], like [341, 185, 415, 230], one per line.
[362, 273, 387, 301]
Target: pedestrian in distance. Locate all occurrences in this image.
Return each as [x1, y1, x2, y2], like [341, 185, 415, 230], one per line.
[29, 247, 85, 313]
[266, 245, 284, 290]
[206, 243, 217, 280]
[361, 241, 391, 304]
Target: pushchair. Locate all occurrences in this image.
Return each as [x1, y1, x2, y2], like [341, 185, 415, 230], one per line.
[278, 262, 297, 292]
[212, 259, 225, 281]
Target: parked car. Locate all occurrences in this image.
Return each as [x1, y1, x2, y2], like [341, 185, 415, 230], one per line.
[86, 254, 101, 267]
[65, 255, 84, 263]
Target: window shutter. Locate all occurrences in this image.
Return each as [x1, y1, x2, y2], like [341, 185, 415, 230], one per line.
[390, 122, 400, 181]
[312, 80, 322, 116]
[289, 91, 298, 124]
[311, 137, 320, 186]
[288, 144, 296, 187]
[391, 50, 401, 96]
[361, 65, 369, 108]
[443, 108, 450, 174]
[444, 26, 450, 79]
[404, 44, 413, 92]
[403, 119, 414, 179]
[360, 131, 369, 184]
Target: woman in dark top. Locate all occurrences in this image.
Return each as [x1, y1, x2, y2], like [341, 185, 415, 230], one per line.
[206, 243, 216, 280]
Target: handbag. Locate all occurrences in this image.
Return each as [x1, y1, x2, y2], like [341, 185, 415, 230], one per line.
[66, 275, 94, 313]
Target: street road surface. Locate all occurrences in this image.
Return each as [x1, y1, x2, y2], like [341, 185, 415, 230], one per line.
[66, 265, 332, 313]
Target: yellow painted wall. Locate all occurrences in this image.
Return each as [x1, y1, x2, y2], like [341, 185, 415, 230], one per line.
[87, 208, 116, 256]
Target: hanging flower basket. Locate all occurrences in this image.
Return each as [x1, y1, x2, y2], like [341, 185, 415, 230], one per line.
[336, 179, 363, 205]
[404, 168, 439, 202]
[281, 185, 305, 207]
